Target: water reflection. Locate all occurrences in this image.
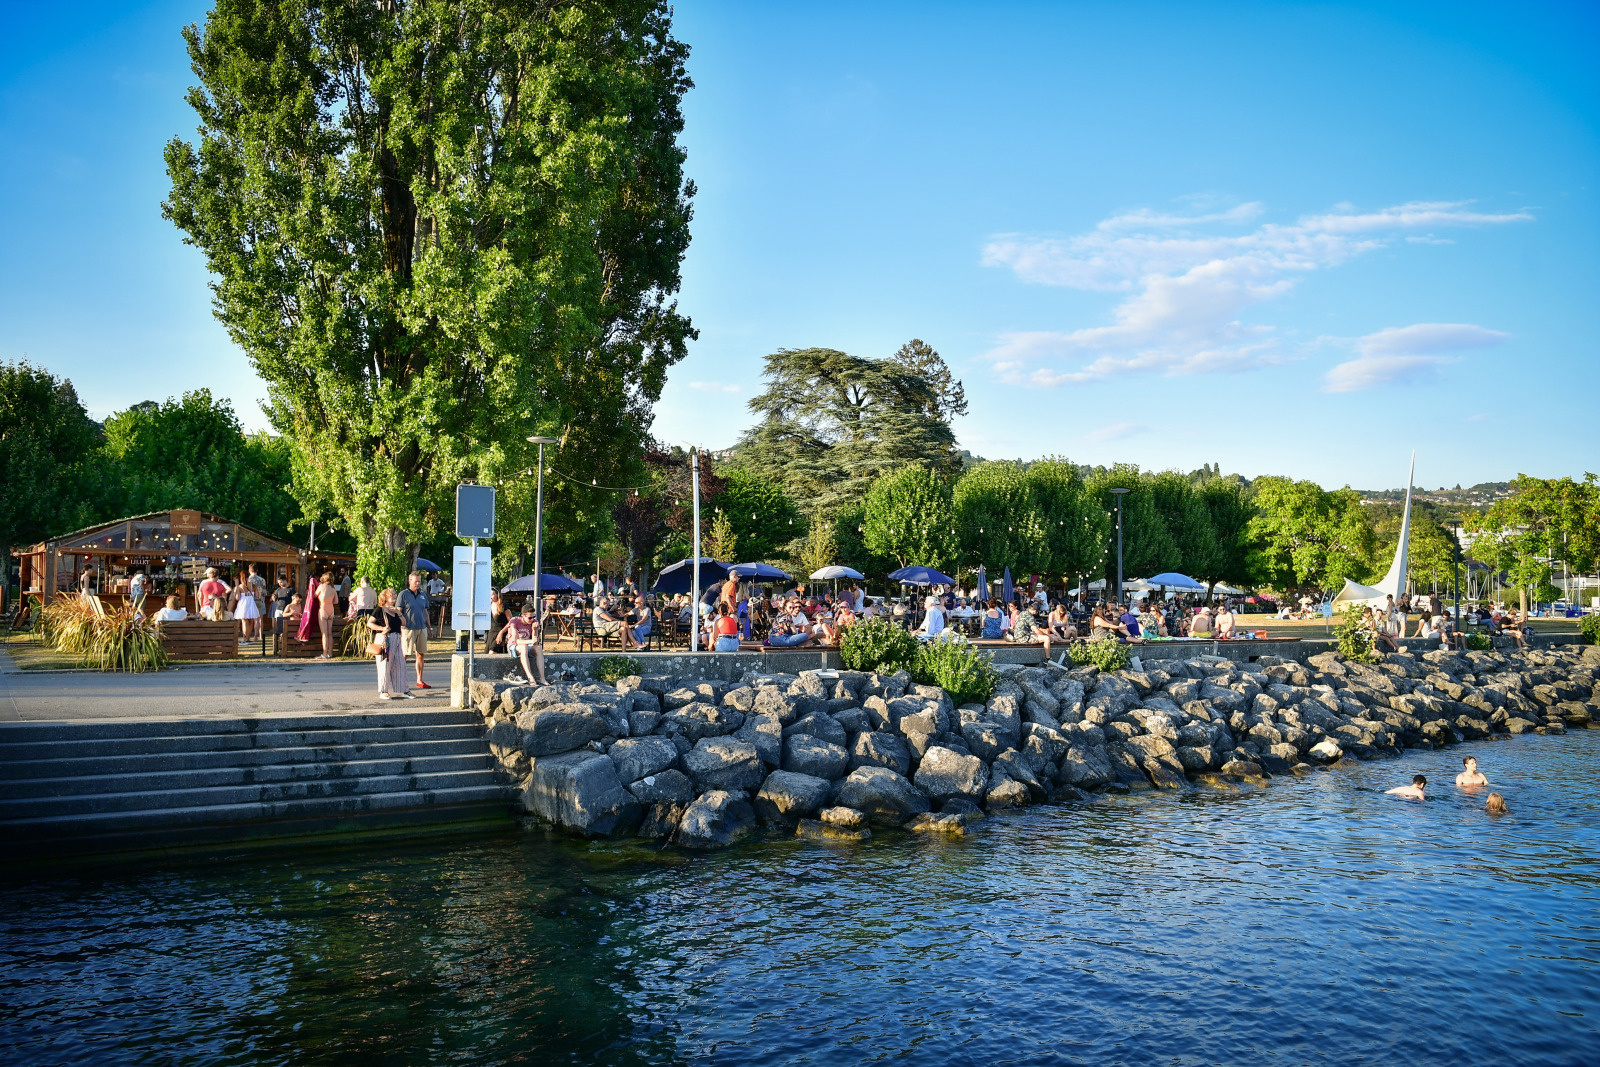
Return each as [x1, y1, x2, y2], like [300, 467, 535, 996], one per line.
[2, 733, 1597, 1065]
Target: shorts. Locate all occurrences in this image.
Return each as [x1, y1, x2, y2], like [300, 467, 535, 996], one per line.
[595, 620, 622, 637]
[714, 635, 740, 652]
[402, 627, 429, 656]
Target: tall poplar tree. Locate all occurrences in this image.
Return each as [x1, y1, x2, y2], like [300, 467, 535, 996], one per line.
[164, 0, 696, 583]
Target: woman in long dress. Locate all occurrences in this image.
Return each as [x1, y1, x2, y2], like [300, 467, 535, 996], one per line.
[296, 573, 319, 643]
[368, 589, 410, 698]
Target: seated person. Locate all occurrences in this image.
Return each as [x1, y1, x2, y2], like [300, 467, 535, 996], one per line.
[1007, 603, 1051, 653]
[1366, 607, 1398, 653]
[201, 598, 234, 622]
[981, 598, 1006, 640]
[833, 602, 857, 634]
[152, 595, 189, 623]
[1136, 602, 1161, 640]
[766, 613, 811, 647]
[1048, 602, 1077, 641]
[632, 595, 655, 647]
[1118, 603, 1144, 643]
[1189, 606, 1215, 637]
[712, 602, 741, 651]
[592, 597, 635, 650]
[1088, 604, 1126, 642]
[915, 595, 945, 641]
[495, 603, 549, 685]
[1214, 604, 1236, 639]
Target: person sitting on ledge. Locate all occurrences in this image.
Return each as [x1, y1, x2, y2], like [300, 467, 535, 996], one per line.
[1189, 605, 1214, 638]
[712, 602, 741, 652]
[496, 602, 549, 686]
[916, 595, 945, 641]
[980, 598, 1006, 640]
[1008, 601, 1051, 654]
[1455, 756, 1488, 789]
[1485, 792, 1508, 815]
[766, 613, 811, 648]
[1049, 601, 1077, 642]
[152, 595, 188, 623]
[1386, 774, 1427, 800]
[1214, 603, 1237, 639]
[1118, 603, 1144, 644]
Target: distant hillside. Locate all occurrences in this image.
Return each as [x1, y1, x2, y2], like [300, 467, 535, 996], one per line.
[1358, 482, 1510, 511]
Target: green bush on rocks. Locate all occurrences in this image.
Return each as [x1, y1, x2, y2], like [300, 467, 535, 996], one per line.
[1069, 639, 1129, 673]
[840, 615, 918, 674]
[1581, 614, 1600, 645]
[594, 655, 643, 684]
[911, 634, 998, 706]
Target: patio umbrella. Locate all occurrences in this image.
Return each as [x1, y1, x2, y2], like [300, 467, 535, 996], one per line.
[1001, 566, 1014, 605]
[809, 565, 864, 580]
[976, 565, 989, 603]
[650, 557, 730, 595]
[888, 565, 956, 586]
[1145, 571, 1205, 591]
[414, 557, 441, 572]
[729, 562, 792, 581]
[501, 573, 583, 593]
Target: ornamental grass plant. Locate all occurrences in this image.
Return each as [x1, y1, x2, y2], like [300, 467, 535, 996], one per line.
[36, 596, 169, 673]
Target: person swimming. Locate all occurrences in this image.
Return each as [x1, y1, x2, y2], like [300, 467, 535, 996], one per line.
[1386, 774, 1427, 800]
[1455, 756, 1488, 789]
[1485, 792, 1508, 815]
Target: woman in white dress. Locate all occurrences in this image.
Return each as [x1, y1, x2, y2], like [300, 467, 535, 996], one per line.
[368, 589, 410, 699]
[233, 572, 263, 641]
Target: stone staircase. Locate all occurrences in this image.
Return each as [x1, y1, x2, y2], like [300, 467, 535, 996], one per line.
[0, 708, 513, 858]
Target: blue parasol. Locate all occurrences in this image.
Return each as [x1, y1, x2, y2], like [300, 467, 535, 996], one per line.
[888, 565, 956, 586]
[1002, 566, 1014, 605]
[1145, 571, 1206, 591]
[651, 557, 730, 595]
[501, 573, 583, 593]
[729, 562, 792, 581]
[414, 557, 441, 572]
[976, 565, 989, 603]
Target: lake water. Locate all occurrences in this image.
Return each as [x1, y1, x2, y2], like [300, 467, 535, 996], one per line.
[2, 732, 1597, 1066]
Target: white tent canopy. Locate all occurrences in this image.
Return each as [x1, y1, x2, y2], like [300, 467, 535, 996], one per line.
[1332, 451, 1415, 611]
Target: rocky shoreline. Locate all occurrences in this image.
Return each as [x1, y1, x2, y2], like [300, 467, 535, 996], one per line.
[467, 643, 1599, 848]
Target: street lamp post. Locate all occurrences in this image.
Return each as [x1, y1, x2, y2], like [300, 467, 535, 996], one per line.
[526, 435, 559, 640]
[1448, 520, 1462, 634]
[1109, 488, 1129, 606]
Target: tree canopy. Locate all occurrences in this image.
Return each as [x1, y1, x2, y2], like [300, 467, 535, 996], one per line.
[0, 361, 102, 566]
[738, 344, 962, 516]
[1246, 476, 1375, 593]
[861, 464, 957, 571]
[164, 0, 696, 586]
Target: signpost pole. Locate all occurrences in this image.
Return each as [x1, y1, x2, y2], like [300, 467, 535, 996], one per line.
[468, 537, 477, 684]
[691, 449, 701, 652]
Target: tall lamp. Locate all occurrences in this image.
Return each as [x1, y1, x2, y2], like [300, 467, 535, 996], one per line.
[1110, 487, 1129, 606]
[526, 435, 560, 638]
[1447, 520, 1462, 636]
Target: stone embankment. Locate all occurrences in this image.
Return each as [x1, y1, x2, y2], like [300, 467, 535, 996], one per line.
[466, 643, 1600, 848]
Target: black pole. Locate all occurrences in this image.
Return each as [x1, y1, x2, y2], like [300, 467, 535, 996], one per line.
[1450, 522, 1461, 644]
[1115, 495, 1124, 606]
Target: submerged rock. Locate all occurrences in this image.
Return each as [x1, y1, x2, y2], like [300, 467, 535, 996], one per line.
[754, 770, 832, 825]
[836, 766, 930, 827]
[523, 750, 642, 836]
[674, 790, 757, 848]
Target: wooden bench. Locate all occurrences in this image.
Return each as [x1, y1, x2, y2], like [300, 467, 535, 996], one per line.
[274, 618, 352, 658]
[157, 620, 240, 660]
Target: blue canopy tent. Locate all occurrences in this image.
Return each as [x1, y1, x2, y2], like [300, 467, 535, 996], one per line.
[976, 565, 990, 603]
[501, 573, 583, 594]
[1001, 566, 1014, 605]
[414, 557, 441, 572]
[888, 566, 956, 586]
[652, 557, 730, 595]
[1145, 572, 1206, 592]
[729, 562, 792, 582]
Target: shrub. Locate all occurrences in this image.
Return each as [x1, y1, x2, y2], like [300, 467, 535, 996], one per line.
[594, 655, 643, 684]
[36, 596, 168, 672]
[1332, 606, 1375, 663]
[912, 633, 998, 706]
[1465, 632, 1493, 651]
[1068, 639, 1129, 673]
[839, 615, 918, 675]
[1579, 613, 1600, 646]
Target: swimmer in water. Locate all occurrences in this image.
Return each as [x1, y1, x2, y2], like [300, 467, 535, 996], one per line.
[1485, 792, 1508, 815]
[1386, 774, 1427, 800]
[1455, 756, 1488, 789]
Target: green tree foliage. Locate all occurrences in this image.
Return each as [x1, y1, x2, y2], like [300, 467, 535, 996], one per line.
[1148, 469, 1216, 580]
[1026, 459, 1107, 582]
[1247, 477, 1375, 593]
[1085, 465, 1177, 584]
[1367, 502, 1457, 591]
[861, 465, 956, 571]
[716, 465, 802, 562]
[953, 461, 1047, 576]
[0, 361, 103, 574]
[1467, 473, 1600, 612]
[738, 346, 960, 515]
[1195, 477, 1257, 590]
[164, 0, 696, 587]
[891, 339, 968, 422]
[100, 390, 301, 540]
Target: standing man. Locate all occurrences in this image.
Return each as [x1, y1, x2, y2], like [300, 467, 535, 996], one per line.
[128, 569, 148, 616]
[198, 567, 229, 613]
[336, 568, 352, 615]
[398, 571, 433, 690]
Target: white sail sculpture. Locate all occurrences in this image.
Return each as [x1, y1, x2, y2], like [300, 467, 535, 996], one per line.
[1331, 451, 1415, 610]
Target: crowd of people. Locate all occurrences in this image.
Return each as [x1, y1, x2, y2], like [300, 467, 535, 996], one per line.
[1357, 591, 1536, 653]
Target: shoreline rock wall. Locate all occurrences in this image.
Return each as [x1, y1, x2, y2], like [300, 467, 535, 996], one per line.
[467, 643, 1600, 848]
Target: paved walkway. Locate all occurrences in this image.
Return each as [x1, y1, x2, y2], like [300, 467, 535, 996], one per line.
[0, 655, 452, 722]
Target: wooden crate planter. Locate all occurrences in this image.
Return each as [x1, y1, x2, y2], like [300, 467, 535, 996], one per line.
[157, 620, 240, 660]
[275, 618, 352, 659]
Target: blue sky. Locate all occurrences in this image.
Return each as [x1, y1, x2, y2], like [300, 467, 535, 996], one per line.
[2, 1, 1596, 490]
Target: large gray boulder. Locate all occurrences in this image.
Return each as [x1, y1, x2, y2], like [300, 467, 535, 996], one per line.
[896, 709, 941, 760]
[664, 701, 744, 740]
[734, 712, 784, 767]
[1056, 744, 1113, 789]
[913, 746, 991, 805]
[850, 731, 912, 777]
[609, 736, 679, 784]
[754, 770, 833, 825]
[960, 720, 1010, 762]
[674, 790, 757, 848]
[786, 711, 848, 748]
[515, 704, 612, 756]
[836, 766, 931, 827]
[753, 687, 799, 725]
[628, 768, 694, 804]
[522, 750, 642, 836]
[683, 737, 766, 792]
[783, 734, 850, 780]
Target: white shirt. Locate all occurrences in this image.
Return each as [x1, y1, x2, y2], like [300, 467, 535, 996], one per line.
[426, 578, 444, 597]
[921, 606, 946, 637]
[130, 574, 146, 597]
[353, 584, 378, 611]
[153, 607, 187, 622]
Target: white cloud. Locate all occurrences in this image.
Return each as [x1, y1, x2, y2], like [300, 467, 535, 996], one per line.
[1322, 355, 1456, 393]
[981, 200, 1531, 386]
[1319, 321, 1508, 393]
[689, 381, 742, 394]
[1084, 422, 1149, 443]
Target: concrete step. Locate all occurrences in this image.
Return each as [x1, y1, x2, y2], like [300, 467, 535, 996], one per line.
[0, 722, 485, 763]
[0, 751, 496, 800]
[0, 737, 493, 781]
[0, 768, 502, 819]
[0, 782, 512, 841]
[0, 708, 479, 744]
